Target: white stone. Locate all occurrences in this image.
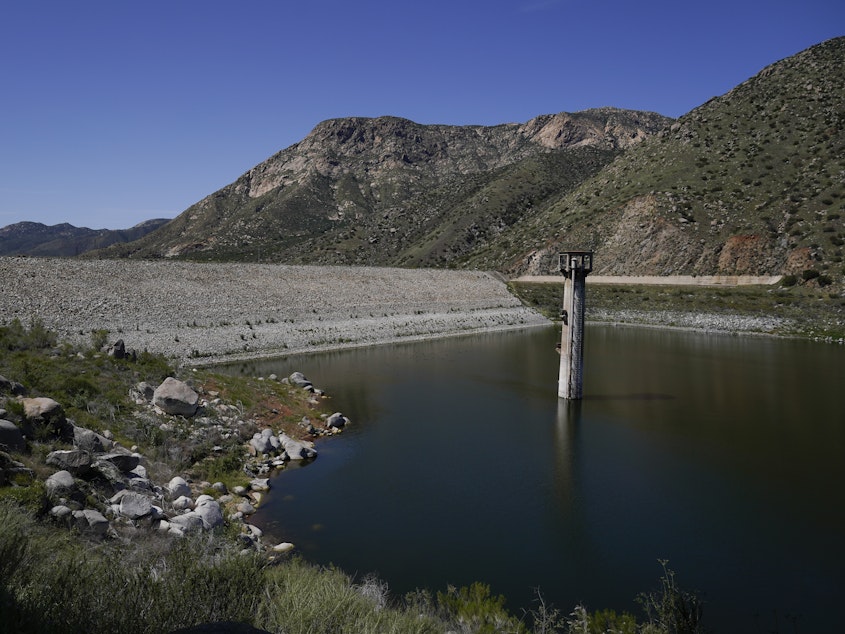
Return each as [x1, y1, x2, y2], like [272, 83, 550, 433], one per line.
[167, 476, 191, 498]
[172, 495, 194, 511]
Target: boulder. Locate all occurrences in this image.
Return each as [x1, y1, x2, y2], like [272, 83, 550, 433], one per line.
[108, 339, 126, 359]
[45, 470, 78, 498]
[50, 505, 73, 522]
[249, 433, 274, 455]
[73, 426, 113, 453]
[0, 375, 26, 396]
[0, 419, 26, 452]
[21, 397, 72, 441]
[119, 492, 153, 519]
[326, 412, 349, 429]
[249, 478, 270, 492]
[46, 449, 92, 475]
[169, 511, 205, 533]
[90, 459, 126, 490]
[168, 476, 191, 498]
[97, 451, 140, 473]
[288, 372, 313, 390]
[153, 377, 199, 417]
[172, 495, 194, 511]
[195, 497, 224, 530]
[236, 501, 256, 515]
[279, 433, 317, 460]
[0, 450, 33, 485]
[72, 509, 110, 536]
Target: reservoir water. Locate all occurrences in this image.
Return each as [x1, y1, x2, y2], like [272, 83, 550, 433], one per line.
[226, 325, 845, 633]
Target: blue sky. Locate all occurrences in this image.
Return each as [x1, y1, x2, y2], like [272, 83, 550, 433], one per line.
[2, 1, 842, 229]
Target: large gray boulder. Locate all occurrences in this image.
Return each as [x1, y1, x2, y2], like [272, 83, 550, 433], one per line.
[90, 459, 126, 490]
[72, 509, 110, 536]
[45, 470, 77, 498]
[288, 372, 313, 390]
[194, 496, 224, 530]
[73, 426, 113, 453]
[326, 412, 349, 429]
[119, 492, 153, 519]
[153, 378, 199, 417]
[21, 397, 72, 441]
[169, 511, 204, 533]
[97, 451, 140, 473]
[0, 419, 26, 452]
[46, 449, 92, 475]
[249, 429, 276, 455]
[278, 433, 317, 460]
[167, 476, 191, 498]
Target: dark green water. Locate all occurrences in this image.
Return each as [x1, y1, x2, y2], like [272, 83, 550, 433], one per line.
[226, 325, 845, 633]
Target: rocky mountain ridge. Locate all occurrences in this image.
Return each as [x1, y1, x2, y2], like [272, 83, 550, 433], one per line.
[80, 37, 845, 284]
[94, 108, 670, 265]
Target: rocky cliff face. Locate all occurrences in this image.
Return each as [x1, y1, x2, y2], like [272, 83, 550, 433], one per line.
[96, 108, 670, 266]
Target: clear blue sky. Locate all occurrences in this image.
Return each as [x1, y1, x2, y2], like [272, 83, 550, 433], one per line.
[2, 1, 842, 229]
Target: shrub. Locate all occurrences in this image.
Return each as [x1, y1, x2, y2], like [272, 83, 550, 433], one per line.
[436, 582, 525, 633]
[90, 329, 109, 352]
[637, 561, 704, 634]
[781, 275, 797, 287]
[801, 269, 820, 281]
[817, 274, 833, 287]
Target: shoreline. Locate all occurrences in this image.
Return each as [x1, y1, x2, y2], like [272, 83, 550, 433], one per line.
[189, 319, 552, 367]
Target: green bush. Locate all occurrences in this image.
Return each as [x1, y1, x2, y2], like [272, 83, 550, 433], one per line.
[0, 318, 57, 351]
[436, 582, 525, 633]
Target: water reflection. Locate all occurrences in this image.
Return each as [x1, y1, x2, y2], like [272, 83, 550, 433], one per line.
[218, 325, 845, 633]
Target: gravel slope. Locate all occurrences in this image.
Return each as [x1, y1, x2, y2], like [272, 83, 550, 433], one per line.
[1, 258, 548, 364]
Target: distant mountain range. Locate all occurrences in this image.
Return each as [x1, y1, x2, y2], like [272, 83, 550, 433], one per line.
[0, 219, 170, 257]
[12, 37, 843, 282]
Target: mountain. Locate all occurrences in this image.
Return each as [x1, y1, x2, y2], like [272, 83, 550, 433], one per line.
[465, 36, 845, 277]
[94, 37, 843, 281]
[0, 219, 170, 257]
[94, 108, 670, 265]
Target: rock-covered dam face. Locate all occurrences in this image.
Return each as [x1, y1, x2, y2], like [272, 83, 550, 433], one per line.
[1, 258, 548, 363]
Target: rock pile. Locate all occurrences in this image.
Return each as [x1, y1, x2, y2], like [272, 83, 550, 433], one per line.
[0, 257, 549, 363]
[1, 368, 342, 553]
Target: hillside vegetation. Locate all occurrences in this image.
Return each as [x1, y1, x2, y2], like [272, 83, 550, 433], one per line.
[91, 38, 844, 293]
[467, 37, 845, 280]
[94, 109, 669, 266]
